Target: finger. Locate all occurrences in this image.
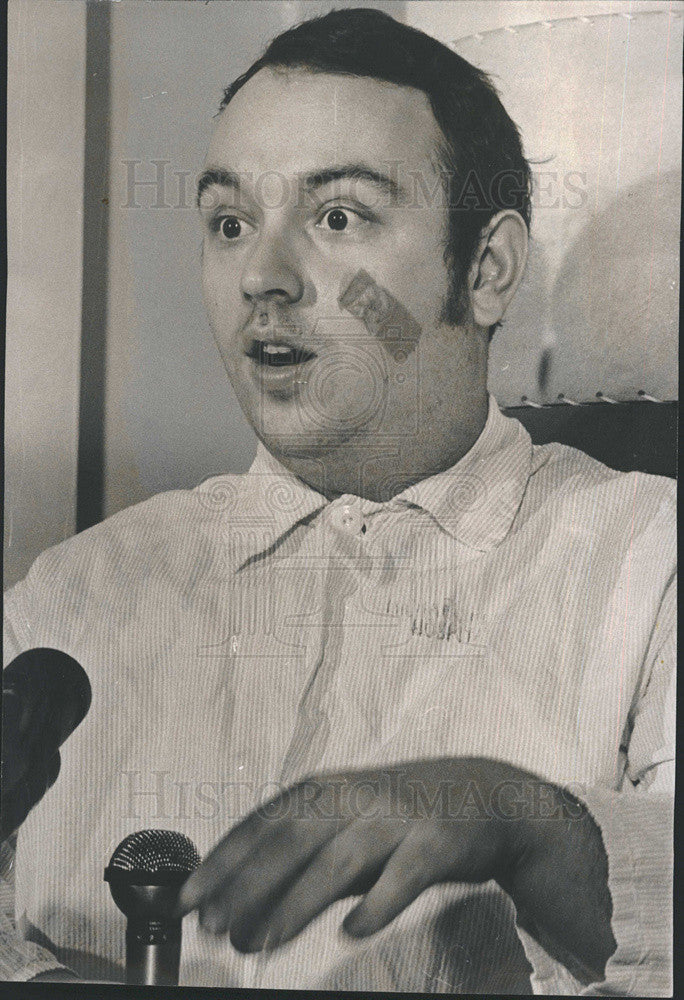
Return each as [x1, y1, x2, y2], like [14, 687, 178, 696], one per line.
[342, 828, 440, 938]
[178, 792, 283, 913]
[179, 777, 345, 915]
[239, 818, 404, 952]
[200, 811, 344, 940]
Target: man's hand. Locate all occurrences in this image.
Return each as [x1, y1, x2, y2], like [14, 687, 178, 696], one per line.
[177, 756, 616, 982]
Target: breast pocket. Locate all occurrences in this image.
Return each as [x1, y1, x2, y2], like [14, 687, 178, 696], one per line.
[376, 629, 491, 759]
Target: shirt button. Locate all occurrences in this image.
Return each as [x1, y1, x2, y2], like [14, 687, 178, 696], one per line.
[339, 504, 363, 533]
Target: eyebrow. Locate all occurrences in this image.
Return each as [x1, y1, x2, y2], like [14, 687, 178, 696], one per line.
[300, 165, 402, 197]
[196, 163, 403, 206]
[197, 167, 241, 205]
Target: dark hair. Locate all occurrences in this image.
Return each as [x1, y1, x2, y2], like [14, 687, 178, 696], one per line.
[220, 7, 531, 336]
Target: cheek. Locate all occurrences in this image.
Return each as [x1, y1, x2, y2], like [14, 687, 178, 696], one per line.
[201, 268, 241, 370]
[391, 223, 451, 311]
[201, 261, 221, 320]
[338, 269, 422, 359]
[201, 252, 241, 313]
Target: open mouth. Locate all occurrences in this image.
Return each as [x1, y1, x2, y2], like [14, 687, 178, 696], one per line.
[246, 340, 317, 368]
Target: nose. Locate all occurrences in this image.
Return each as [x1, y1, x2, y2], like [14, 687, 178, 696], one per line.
[240, 228, 304, 305]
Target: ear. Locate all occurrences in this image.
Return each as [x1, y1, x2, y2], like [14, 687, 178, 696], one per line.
[467, 210, 528, 329]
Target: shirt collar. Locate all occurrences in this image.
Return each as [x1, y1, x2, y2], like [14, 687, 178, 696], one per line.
[393, 394, 533, 551]
[231, 395, 532, 564]
[214, 442, 327, 571]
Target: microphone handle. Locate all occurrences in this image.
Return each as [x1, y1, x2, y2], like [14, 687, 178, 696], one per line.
[0, 751, 62, 841]
[125, 920, 181, 985]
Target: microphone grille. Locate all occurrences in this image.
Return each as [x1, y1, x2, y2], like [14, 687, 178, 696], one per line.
[106, 829, 200, 883]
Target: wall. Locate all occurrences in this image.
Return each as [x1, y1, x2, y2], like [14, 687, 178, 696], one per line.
[405, 0, 681, 406]
[403, 0, 676, 36]
[4, 0, 86, 588]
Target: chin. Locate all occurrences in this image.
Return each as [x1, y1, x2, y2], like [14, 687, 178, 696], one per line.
[257, 423, 360, 462]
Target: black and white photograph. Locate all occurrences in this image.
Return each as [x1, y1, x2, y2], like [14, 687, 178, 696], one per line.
[3, 0, 679, 994]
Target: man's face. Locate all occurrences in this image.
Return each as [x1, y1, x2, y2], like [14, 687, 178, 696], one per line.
[200, 68, 485, 468]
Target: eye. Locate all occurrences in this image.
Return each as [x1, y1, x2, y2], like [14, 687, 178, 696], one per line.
[324, 208, 350, 231]
[221, 216, 242, 239]
[317, 207, 369, 233]
[212, 214, 256, 241]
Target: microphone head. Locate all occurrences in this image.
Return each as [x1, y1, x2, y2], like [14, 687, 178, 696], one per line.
[2, 647, 92, 745]
[1, 649, 92, 838]
[105, 829, 201, 924]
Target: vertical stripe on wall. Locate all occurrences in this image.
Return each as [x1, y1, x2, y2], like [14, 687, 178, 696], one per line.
[76, 0, 111, 532]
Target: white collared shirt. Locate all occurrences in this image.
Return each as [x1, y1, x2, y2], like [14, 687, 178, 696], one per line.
[2, 396, 675, 993]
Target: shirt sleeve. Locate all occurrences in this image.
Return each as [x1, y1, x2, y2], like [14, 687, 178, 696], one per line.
[1, 584, 75, 982]
[0, 837, 75, 982]
[515, 573, 675, 997]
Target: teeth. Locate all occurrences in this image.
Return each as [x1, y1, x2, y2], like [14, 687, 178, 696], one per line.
[248, 340, 315, 367]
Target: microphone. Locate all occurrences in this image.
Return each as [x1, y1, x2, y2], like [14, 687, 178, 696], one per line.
[105, 829, 201, 985]
[1, 648, 91, 839]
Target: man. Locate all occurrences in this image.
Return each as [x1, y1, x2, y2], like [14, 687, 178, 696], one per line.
[2, 8, 674, 994]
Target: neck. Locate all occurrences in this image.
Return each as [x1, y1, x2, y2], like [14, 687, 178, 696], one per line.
[263, 392, 490, 502]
